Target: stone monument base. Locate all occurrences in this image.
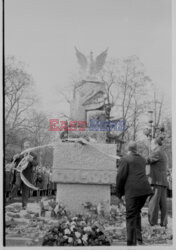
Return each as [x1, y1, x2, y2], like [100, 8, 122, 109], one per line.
[52, 142, 117, 215]
[56, 183, 110, 215]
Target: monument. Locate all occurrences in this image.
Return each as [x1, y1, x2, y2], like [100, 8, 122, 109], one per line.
[52, 48, 117, 214]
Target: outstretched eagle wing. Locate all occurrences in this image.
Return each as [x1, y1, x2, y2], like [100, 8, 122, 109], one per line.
[75, 47, 88, 71]
[94, 48, 108, 74]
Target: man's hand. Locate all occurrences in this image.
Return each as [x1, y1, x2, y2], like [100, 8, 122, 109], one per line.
[13, 153, 20, 161]
[25, 154, 34, 162]
[77, 138, 88, 145]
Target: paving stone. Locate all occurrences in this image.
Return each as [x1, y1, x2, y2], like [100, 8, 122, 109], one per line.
[6, 237, 33, 246]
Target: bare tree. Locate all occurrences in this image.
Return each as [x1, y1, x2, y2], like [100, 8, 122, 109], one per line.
[100, 59, 121, 108]
[113, 56, 151, 147]
[23, 111, 53, 146]
[5, 56, 35, 149]
[152, 91, 164, 138]
[19, 110, 55, 167]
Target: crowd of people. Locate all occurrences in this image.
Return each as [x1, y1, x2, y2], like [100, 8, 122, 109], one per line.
[5, 165, 56, 199]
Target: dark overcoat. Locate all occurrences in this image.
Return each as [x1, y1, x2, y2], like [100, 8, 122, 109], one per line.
[147, 149, 168, 187]
[116, 152, 152, 199]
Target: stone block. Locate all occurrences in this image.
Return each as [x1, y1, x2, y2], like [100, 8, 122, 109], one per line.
[56, 183, 110, 214]
[27, 202, 41, 214]
[53, 141, 117, 214]
[6, 237, 33, 246]
[52, 142, 117, 184]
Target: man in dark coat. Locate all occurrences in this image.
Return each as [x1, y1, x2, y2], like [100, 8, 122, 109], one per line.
[116, 141, 152, 246]
[9, 141, 38, 209]
[147, 138, 168, 227]
[5, 163, 14, 198]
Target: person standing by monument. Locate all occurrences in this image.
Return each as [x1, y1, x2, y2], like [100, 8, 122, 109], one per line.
[5, 162, 14, 198]
[146, 138, 168, 227]
[8, 140, 38, 209]
[116, 141, 152, 246]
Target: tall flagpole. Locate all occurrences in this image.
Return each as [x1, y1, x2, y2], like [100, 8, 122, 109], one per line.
[148, 110, 154, 156]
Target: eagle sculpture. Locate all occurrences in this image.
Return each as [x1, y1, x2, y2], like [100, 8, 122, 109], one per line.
[75, 47, 108, 75]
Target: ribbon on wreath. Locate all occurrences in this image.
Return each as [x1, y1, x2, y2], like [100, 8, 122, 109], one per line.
[11, 139, 120, 190]
[20, 139, 121, 161]
[12, 156, 39, 190]
[66, 138, 121, 160]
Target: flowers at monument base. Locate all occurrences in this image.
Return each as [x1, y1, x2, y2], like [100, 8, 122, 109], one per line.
[82, 201, 107, 216]
[42, 222, 110, 246]
[5, 200, 173, 246]
[64, 228, 71, 235]
[75, 231, 81, 238]
[42, 216, 111, 246]
[39, 198, 68, 219]
[83, 226, 92, 232]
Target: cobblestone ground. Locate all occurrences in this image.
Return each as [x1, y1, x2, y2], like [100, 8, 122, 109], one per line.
[5, 196, 173, 246]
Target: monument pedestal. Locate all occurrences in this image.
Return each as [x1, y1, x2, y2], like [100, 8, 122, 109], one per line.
[56, 183, 110, 214]
[52, 142, 117, 215]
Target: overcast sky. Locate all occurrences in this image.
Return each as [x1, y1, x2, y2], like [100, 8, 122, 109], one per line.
[5, 0, 171, 117]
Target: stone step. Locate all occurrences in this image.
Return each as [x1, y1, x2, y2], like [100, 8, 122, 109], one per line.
[5, 237, 33, 246]
[112, 240, 126, 246]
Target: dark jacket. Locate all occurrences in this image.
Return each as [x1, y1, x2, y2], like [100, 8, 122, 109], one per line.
[36, 171, 44, 189]
[147, 149, 168, 187]
[116, 152, 152, 199]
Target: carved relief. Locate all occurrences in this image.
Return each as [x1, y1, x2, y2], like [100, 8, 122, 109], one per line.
[70, 81, 106, 122]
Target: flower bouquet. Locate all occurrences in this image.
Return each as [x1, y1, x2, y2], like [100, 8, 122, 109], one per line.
[42, 215, 111, 246]
[39, 198, 68, 219]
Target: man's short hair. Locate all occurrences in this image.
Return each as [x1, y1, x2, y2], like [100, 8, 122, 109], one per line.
[127, 141, 137, 153]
